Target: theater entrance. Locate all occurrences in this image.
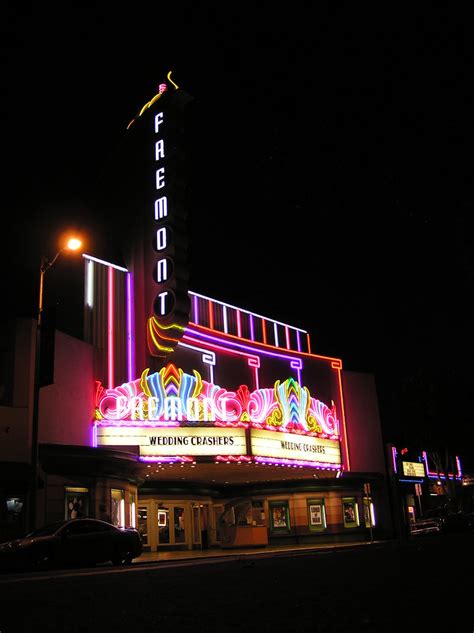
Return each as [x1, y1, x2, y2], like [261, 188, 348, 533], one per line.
[137, 498, 220, 552]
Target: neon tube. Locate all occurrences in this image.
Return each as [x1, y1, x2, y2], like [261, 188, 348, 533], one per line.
[108, 266, 114, 389]
[249, 314, 255, 341]
[83, 253, 128, 272]
[185, 326, 303, 366]
[178, 341, 216, 384]
[254, 456, 340, 469]
[422, 451, 462, 479]
[262, 319, 267, 345]
[193, 295, 199, 325]
[188, 323, 341, 364]
[188, 291, 306, 334]
[208, 300, 214, 329]
[223, 305, 228, 334]
[335, 364, 350, 471]
[392, 446, 398, 473]
[296, 330, 301, 353]
[183, 333, 260, 377]
[126, 272, 135, 382]
[285, 326, 290, 349]
[86, 259, 94, 308]
[236, 310, 242, 338]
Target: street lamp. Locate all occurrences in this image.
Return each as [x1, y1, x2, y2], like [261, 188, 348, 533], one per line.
[29, 237, 82, 532]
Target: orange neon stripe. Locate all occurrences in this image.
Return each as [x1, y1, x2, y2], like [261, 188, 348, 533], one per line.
[335, 366, 350, 471]
[306, 333, 312, 354]
[188, 323, 343, 365]
[262, 319, 267, 345]
[208, 300, 214, 330]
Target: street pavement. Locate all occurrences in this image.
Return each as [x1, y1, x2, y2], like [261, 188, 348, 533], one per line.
[0, 534, 472, 633]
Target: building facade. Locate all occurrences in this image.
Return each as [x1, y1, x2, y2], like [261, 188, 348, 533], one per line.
[0, 76, 392, 549]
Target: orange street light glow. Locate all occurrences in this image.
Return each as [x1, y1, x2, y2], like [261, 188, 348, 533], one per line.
[67, 238, 82, 251]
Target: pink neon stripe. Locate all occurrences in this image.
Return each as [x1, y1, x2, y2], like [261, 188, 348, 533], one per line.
[193, 295, 199, 324]
[236, 310, 242, 338]
[108, 266, 114, 389]
[126, 272, 135, 382]
[285, 326, 290, 349]
[184, 330, 297, 363]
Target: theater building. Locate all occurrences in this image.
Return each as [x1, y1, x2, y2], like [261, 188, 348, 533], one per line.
[0, 76, 391, 549]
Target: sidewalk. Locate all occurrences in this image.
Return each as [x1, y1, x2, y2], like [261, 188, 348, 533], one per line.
[133, 539, 384, 565]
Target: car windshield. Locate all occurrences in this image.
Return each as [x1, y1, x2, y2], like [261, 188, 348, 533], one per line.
[26, 521, 65, 537]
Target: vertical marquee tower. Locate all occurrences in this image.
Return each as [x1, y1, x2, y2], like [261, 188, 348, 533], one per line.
[117, 74, 193, 374]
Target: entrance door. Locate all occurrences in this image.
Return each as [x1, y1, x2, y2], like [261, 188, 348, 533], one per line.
[157, 504, 187, 548]
[137, 504, 150, 551]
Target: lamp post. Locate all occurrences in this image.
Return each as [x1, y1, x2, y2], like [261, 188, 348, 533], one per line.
[29, 237, 82, 532]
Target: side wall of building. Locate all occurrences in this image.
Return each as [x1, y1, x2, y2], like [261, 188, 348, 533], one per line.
[39, 331, 95, 446]
[342, 370, 386, 474]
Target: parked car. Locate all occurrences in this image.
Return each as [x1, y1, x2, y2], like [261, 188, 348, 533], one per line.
[0, 518, 143, 572]
[410, 508, 474, 536]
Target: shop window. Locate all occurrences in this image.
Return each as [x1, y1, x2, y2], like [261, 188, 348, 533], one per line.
[65, 487, 89, 520]
[252, 501, 266, 527]
[269, 501, 290, 533]
[129, 492, 136, 528]
[342, 497, 360, 528]
[307, 499, 327, 531]
[111, 489, 125, 527]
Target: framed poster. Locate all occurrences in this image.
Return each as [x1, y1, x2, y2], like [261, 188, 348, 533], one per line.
[307, 499, 326, 530]
[269, 501, 290, 532]
[342, 497, 360, 528]
[64, 487, 89, 520]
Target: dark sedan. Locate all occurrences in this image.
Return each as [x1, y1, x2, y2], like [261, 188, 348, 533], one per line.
[0, 518, 143, 572]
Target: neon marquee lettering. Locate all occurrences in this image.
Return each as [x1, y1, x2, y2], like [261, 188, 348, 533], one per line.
[156, 259, 168, 282]
[155, 139, 165, 161]
[157, 291, 168, 315]
[156, 227, 167, 251]
[155, 112, 164, 133]
[113, 395, 230, 422]
[156, 167, 165, 190]
[154, 196, 168, 220]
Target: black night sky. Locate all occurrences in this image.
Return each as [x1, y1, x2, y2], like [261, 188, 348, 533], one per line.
[1, 4, 473, 469]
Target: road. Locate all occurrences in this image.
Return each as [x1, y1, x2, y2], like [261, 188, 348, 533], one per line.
[0, 534, 471, 633]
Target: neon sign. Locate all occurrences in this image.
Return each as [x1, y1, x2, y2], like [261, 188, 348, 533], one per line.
[143, 81, 192, 357]
[95, 363, 340, 439]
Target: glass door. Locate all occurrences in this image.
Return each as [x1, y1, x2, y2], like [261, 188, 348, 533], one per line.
[173, 507, 186, 544]
[157, 504, 187, 547]
[137, 505, 149, 549]
[157, 506, 170, 544]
